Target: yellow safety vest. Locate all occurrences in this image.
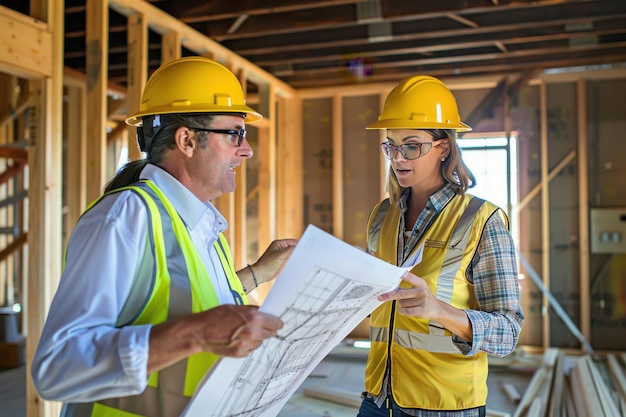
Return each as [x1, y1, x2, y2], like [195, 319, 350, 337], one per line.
[365, 193, 505, 410]
[63, 180, 247, 417]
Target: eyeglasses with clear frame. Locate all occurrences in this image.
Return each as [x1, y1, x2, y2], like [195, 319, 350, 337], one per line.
[190, 127, 247, 147]
[380, 140, 439, 160]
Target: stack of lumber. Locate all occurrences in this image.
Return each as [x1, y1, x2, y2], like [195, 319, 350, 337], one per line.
[512, 348, 626, 417]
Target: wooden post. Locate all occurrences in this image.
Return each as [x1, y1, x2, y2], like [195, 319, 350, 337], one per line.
[85, 0, 109, 201]
[257, 83, 277, 251]
[126, 12, 147, 162]
[332, 95, 344, 239]
[0, 74, 15, 307]
[576, 79, 591, 347]
[65, 84, 87, 236]
[378, 91, 388, 202]
[233, 68, 248, 267]
[26, 0, 64, 416]
[539, 80, 551, 350]
[161, 31, 181, 64]
[276, 93, 303, 239]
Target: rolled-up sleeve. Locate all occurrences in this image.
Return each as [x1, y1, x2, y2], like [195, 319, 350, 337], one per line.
[31, 192, 154, 402]
[453, 213, 525, 357]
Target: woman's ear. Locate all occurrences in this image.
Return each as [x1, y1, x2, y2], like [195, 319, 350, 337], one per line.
[439, 138, 451, 158]
[174, 126, 196, 157]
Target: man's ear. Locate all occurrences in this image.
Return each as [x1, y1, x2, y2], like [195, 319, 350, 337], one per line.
[174, 126, 195, 157]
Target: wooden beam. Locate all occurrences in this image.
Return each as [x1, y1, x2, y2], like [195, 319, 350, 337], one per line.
[276, 94, 303, 239]
[539, 80, 551, 350]
[257, 83, 276, 250]
[109, 0, 295, 98]
[377, 92, 388, 202]
[0, 73, 15, 309]
[233, 68, 248, 267]
[513, 348, 558, 417]
[568, 358, 589, 417]
[161, 31, 181, 64]
[0, 5, 52, 79]
[576, 79, 591, 347]
[0, 147, 28, 163]
[302, 384, 362, 408]
[332, 95, 343, 239]
[26, 0, 64, 415]
[125, 12, 147, 162]
[607, 354, 626, 402]
[0, 93, 34, 134]
[0, 161, 25, 186]
[249, 23, 626, 69]
[547, 350, 565, 417]
[85, 0, 109, 201]
[63, 66, 126, 100]
[502, 382, 521, 405]
[515, 151, 575, 214]
[0, 232, 27, 263]
[574, 356, 605, 417]
[65, 84, 87, 236]
[463, 77, 508, 131]
[180, 0, 363, 23]
[584, 355, 621, 417]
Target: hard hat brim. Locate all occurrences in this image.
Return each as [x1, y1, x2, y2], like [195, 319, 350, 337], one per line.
[366, 119, 472, 132]
[125, 105, 263, 127]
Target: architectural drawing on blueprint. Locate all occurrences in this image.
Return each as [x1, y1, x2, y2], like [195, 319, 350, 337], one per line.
[182, 224, 423, 417]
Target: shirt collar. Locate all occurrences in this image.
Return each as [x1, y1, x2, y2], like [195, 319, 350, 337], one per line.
[140, 163, 227, 232]
[398, 182, 457, 214]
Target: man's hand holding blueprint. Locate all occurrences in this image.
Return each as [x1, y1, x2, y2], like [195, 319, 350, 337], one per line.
[182, 224, 423, 417]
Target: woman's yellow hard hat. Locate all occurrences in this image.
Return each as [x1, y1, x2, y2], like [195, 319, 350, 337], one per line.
[367, 75, 471, 131]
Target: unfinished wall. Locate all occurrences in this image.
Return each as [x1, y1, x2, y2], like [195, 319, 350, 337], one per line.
[588, 78, 626, 350]
[546, 82, 581, 349]
[300, 71, 626, 352]
[301, 94, 381, 249]
[341, 95, 381, 248]
[302, 98, 334, 234]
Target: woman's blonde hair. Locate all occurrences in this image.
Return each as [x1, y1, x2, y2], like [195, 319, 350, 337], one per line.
[386, 129, 476, 204]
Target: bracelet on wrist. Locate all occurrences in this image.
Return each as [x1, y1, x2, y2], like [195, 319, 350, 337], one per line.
[247, 264, 258, 288]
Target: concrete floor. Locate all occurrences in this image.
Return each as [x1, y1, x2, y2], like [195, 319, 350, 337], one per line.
[1, 345, 537, 417]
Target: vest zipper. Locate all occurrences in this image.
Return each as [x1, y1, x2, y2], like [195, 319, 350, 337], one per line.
[386, 299, 396, 402]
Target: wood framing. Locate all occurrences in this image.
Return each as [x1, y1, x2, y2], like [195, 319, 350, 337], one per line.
[109, 0, 294, 98]
[125, 11, 147, 162]
[85, 0, 109, 201]
[161, 31, 181, 64]
[276, 94, 303, 240]
[25, 1, 64, 417]
[0, 5, 53, 79]
[576, 79, 590, 345]
[539, 81, 551, 351]
[257, 83, 277, 250]
[65, 84, 87, 238]
[107, 0, 299, 266]
[332, 95, 344, 239]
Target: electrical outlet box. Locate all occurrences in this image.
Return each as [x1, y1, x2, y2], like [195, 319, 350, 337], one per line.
[590, 208, 626, 254]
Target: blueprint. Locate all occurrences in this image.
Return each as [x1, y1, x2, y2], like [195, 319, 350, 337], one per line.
[181, 224, 422, 417]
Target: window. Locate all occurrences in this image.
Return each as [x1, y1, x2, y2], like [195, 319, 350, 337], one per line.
[459, 134, 519, 244]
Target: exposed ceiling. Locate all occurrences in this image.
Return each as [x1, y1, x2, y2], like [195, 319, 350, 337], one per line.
[6, 0, 626, 90]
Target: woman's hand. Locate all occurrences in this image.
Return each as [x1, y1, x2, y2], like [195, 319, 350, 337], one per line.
[377, 271, 473, 341]
[377, 271, 441, 319]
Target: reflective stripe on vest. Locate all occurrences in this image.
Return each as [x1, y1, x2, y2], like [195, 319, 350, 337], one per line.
[62, 180, 247, 417]
[367, 195, 485, 352]
[364, 193, 505, 409]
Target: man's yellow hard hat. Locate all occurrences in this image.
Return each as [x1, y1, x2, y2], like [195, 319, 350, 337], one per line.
[126, 56, 262, 126]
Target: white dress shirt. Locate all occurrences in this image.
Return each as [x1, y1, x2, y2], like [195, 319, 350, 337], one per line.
[32, 164, 236, 402]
